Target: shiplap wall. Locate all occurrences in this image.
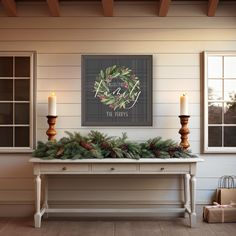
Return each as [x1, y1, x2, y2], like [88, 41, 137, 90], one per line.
[0, 1, 236, 216]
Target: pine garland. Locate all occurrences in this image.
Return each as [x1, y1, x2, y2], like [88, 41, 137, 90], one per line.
[33, 131, 197, 160]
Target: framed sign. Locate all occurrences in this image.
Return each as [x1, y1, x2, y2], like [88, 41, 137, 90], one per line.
[81, 55, 153, 126]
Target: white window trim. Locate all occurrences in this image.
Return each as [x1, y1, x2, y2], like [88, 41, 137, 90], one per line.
[0, 51, 36, 153]
[204, 51, 236, 153]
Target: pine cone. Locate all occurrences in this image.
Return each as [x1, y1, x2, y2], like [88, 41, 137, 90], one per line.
[121, 144, 128, 150]
[154, 149, 160, 157]
[101, 141, 110, 149]
[80, 141, 93, 150]
[111, 151, 117, 158]
[56, 147, 64, 157]
[149, 143, 155, 150]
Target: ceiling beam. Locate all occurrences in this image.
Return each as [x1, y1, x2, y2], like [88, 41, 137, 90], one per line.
[208, 0, 219, 17]
[1, 0, 17, 17]
[159, 0, 171, 17]
[47, 0, 60, 17]
[102, 0, 113, 17]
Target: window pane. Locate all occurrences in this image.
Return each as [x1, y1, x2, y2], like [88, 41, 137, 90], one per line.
[208, 102, 222, 124]
[15, 127, 29, 147]
[224, 56, 236, 78]
[15, 79, 30, 101]
[0, 57, 13, 77]
[224, 127, 236, 147]
[208, 126, 222, 147]
[0, 79, 13, 100]
[0, 103, 13, 124]
[0, 127, 13, 147]
[208, 56, 222, 78]
[208, 79, 222, 100]
[15, 57, 30, 77]
[15, 103, 29, 124]
[224, 102, 236, 124]
[224, 79, 236, 101]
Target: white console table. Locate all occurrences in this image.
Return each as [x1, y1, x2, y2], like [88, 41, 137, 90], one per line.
[30, 158, 203, 228]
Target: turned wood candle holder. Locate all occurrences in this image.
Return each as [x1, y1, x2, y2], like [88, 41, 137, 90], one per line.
[179, 115, 190, 150]
[46, 115, 58, 141]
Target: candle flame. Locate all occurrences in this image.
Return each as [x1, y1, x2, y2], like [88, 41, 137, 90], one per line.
[51, 92, 56, 96]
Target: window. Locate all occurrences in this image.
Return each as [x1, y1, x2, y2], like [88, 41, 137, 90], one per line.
[0, 52, 35, 152]
[204, 52, 236, 153]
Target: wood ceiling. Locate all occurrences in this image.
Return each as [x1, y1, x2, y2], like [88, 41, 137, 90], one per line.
[0, 0, 231, 17]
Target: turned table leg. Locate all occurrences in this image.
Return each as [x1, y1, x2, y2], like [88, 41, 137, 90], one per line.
[190, 174, 197, 227]
[183, 174, 190, 217]
[43, 175, 49, 218]
[34, 175, 42, 228]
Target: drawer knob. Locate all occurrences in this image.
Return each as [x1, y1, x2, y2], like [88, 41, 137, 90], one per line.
[160, 167, 165, 171]
[110, 167, 115, 171]
[62, 167, 67, 171]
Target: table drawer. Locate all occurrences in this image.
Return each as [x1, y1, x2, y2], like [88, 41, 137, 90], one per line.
[40, 164, 89, 173]
[92, 164, 138, 173]
[140, 164, 190, 173]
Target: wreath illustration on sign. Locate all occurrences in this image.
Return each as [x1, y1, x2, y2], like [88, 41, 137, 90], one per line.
[94, 65, 141, 111]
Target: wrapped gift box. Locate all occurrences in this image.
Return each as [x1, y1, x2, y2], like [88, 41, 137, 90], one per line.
[203, 203, 236, 223]
[216, 188, 236, 205]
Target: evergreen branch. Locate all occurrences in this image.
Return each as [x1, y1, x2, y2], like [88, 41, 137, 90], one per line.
[33, 131, 197, 160]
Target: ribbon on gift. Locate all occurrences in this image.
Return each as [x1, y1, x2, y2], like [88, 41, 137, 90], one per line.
[204, 202, 234, 223]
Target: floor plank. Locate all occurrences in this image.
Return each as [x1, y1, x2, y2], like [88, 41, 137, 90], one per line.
[0, 217, 235, 236]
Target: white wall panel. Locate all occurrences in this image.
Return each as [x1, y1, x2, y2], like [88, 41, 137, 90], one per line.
[37, 66, 81, 79]
[1, 29, 236, 41]
[0, 1, 236, 215]
[37, 79, 81, 91]
[1, 17, 236, 29]
[0, 41, 236, 54]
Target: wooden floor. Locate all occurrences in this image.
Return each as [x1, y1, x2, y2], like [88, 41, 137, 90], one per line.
[0, 217, 235, 236]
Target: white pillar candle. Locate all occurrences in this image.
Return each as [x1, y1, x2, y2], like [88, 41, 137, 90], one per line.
[48, 92, 57, 116]
[180, 93, 189, 115]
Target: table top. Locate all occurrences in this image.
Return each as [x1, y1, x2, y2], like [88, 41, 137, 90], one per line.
[30, 157, 204, 164]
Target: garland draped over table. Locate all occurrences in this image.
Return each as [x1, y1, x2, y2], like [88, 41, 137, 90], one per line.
[33, 131, 197, 160]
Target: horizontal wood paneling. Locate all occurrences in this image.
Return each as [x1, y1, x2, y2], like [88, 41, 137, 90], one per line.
[0, 179, 34, 190]
[0, 204, 34, 217]
[0, 155, 33, 178]
[37, 53, 199, 67]
[0, 1, 236, 215]
[37, 78, 199, 91]
[0, 191, 34, 201]
[0, 175, 223, 192]
[37, 116, 200, 129]
[37, 66, 81, 79]
[1, 17, 236, 29]
[37, 66, 199, 79]
[36, 128, 200, 143]
[197, 156, 236, 178]
[37, 91, 200, 104]
[36, 103, 200, 117]
[48, 176, 219, 191]
[48, 189, 214, 203]
[1, 41, 236, 53]
[1, 29, 236, 41]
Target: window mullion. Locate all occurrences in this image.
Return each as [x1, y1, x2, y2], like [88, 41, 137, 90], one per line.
[222, 56, 224, 148]
[13, 56, 15, 148]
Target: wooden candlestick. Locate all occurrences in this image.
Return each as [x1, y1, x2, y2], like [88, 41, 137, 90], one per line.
[179, 115, 190, 150]
[46, 115, 58, 141]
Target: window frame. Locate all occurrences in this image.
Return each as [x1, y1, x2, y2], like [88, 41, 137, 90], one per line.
[0, 51, 36, 153]
[204, 51, 236, 153]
